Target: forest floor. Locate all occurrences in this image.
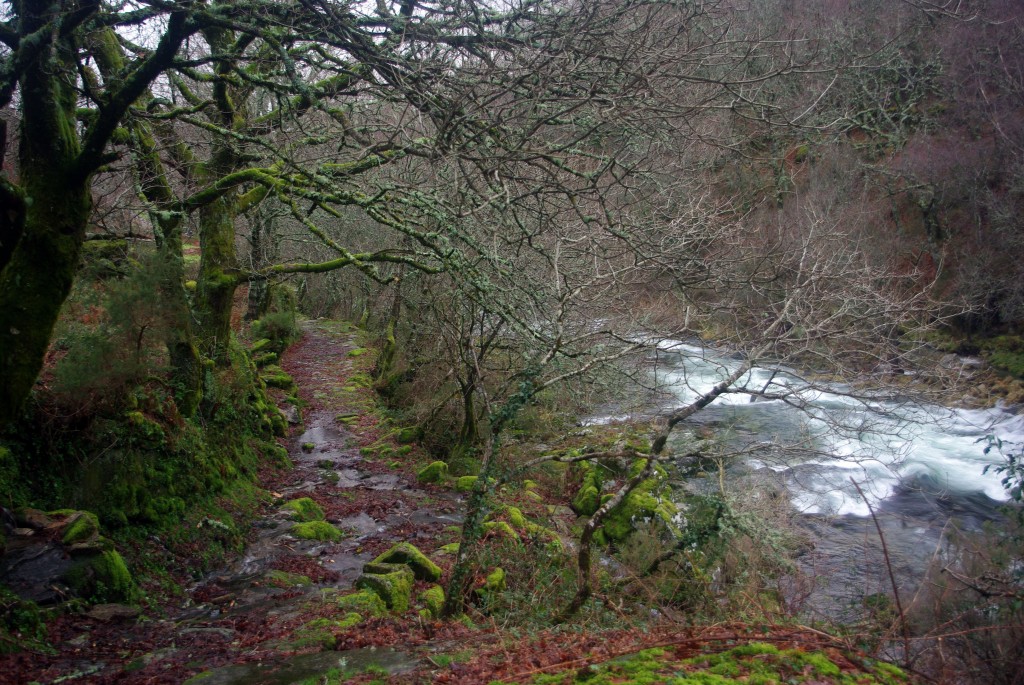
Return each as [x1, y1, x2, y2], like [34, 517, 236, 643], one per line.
[1, 320, 919, 684]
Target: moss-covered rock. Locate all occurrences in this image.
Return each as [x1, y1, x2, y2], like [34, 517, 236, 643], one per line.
[260, 365, 295, 390]
[250, 338, 274, 354]
[64, 550, 138, 604]
[396, 427, 421, 444]
[454, 475, 478, 492]
[482, 520, 520, 541]
[371, 542, 442, 582]
[291, 520, 343, 542]
[282, 497, 325, 522]
[355, 565, 415, 612]
[594, 460, 678, 545]
[438, 542, 460, 555]
[419, 585, 445, 619]
[417, 460, 448, 484]
[61, 511, 100, 545]
[571, 461, 604, 516]
[335, 589, 387, 617]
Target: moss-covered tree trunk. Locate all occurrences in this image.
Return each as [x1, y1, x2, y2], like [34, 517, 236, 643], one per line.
[193, 27, 244, 363]
[0, 7, 90, 424]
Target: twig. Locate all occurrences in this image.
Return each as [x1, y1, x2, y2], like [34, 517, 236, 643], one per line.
[850, 477, 911, 667]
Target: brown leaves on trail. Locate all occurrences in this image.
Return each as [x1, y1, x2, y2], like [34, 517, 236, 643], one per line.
[270, 554, 341, 584]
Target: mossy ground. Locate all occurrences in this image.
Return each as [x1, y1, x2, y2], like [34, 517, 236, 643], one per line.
[500, 642, 909, 685]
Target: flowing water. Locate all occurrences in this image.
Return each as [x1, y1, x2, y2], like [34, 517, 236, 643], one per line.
[639, 341, 1024, 619]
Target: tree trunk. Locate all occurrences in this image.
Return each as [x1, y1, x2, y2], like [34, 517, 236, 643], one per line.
[0, 8, 90, 424]
[195, 194, 240, 362]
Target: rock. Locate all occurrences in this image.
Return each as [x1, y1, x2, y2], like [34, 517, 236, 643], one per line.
[290, 520, 343, 541]
[14, 508, 53, 530]
[571, 463, 604, 516]
[482, 520, 519, 541]
[282, 497, 325, 522]
[438, 542, 460, 555]
[454, 475, 477, 492]
[418, 585, 445, 619]
[336, 589, 387, 616]
[61, 511, 100, 545]
[12, 527, 34, 537]
[355, 565, 414, 612]
[371, 542, 442, 582]
[280, 404, 301, 424]
[64, 550, 138, 604]
[416, 461, 448, 484]
[251, 338, 274, 354]
[396, 427, 421, 444]
[86, 603, 141, 621]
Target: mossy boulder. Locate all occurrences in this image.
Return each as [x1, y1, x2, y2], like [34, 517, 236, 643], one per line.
[438, 542, 460, 555]
[571, 461, 604, 516]
[250, 338, 274, 354]
[417, 460, 448, 484]
[61, 511, 101, 545]
[336, 589, 387, 617]
[396, 427, 421, 444]
[260, 365, 295, 390]
[454, 475, 477, 492]
[282, 497, 325, 522]
[419, 585, 445, 619]
[482, 520, 519, 541]
[594, 462, 678, 545]
[355, 565, 415, 612]
[371, 542, 442, 582]
[64, 550, 138, 604]
[291, 520, 343, 542]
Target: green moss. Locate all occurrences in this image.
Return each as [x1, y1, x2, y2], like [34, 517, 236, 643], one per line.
[482, 520, 519, 540]
[502, 642, 888, 684]
[455, 475, 477, 492]
[260, 365, 295, 390]
[250, 338, 273, 354]
[347, 348, 368, 357]
[396, 427, 420, 444]
[417, 460, 448, 484]
[335, 589, 387, 617]
[355, 566, 415, 612]
[596, 460, 678, 544]
[371, 541, 442, 581]
[279, 614, 360, 650]
[283, 497, 325, 522]
[438, 542, 460, 554]
[65, 550, 138, 604]
[265, 570, 313, 587]
[571, 462, 604, 516]
[291, 521, 343, 541]
[419, 585, 445, 618]
[61, 511, 100, 545]
[504, 506, 528, 529]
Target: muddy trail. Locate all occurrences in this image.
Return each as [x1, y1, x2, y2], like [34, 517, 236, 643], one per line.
[3, 321, 474, 684]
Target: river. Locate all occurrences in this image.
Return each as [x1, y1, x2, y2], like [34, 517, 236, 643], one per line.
[633, 340, 1024, 620]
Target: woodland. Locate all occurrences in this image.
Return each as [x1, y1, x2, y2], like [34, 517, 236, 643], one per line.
[1, 0, 1024, 683]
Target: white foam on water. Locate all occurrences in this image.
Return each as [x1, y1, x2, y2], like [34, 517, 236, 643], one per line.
[659, 346, 1024, 517]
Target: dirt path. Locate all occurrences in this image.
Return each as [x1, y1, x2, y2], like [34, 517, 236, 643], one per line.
[3, 321, 466, 684]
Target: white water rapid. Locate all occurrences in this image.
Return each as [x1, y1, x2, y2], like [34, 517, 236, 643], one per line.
[649, 340, 1024, 518]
